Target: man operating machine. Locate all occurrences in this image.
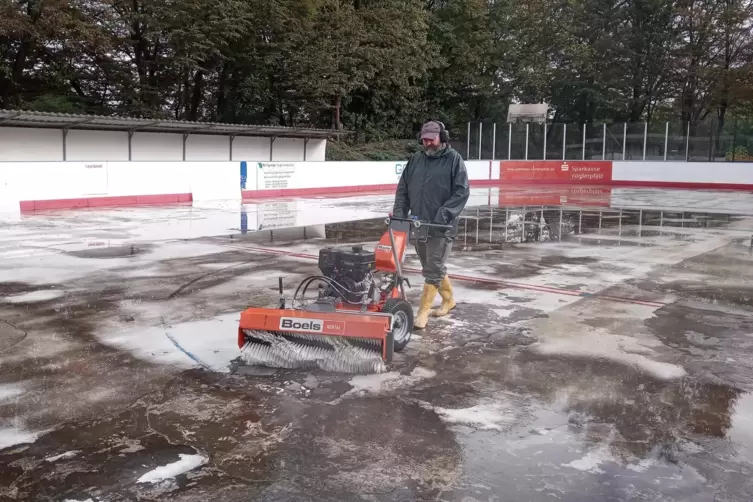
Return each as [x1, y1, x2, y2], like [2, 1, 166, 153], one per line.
[392, 120, 470, 329]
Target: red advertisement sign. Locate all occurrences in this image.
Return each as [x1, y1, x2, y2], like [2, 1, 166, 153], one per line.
[500, 160, 613, 184]
[499, 187, 612, 207]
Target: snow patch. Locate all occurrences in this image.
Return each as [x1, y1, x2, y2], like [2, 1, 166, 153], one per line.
[3, 289, 65, 303]
[432, 403, 514, 431]
[0, 382, 25, 401]
[97, 313, 242, 373]
[137, 453, 208, 483]
[45, 450, 80, 462]
[562, 443, 616, 474]
[0, 425, 40, 449]
[344, 366, 436, 397]
[534, 334, 687, 381]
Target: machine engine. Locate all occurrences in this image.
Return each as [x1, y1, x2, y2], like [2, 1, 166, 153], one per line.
[317, 245, 378, 304]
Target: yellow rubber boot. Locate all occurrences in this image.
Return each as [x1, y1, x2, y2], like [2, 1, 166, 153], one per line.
[414, 283, 439, 330]
[431, 275, 456, 317]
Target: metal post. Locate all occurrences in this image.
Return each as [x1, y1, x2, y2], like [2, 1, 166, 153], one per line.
[303, 138, 309, 161]
[642, 122, 647, 160]
[270, 137, 275, 160]
[62, 129, 68, 161]
[543, 123, 548, 159]
[183, 133, 188, 161]
[563, 123, 567, 159]
[508, 123, 512, 160]
[622, 123, 627, 160]
[478, 122, 483, 159]
[582, 124, 586, 160]
[467, 122, 471, 159]
[525, 123, 529, 160]
[663, 121, 669, 161]
[128, 131, 134, 161]
[229, 135, 235, 161]
[685, 121, 690, 161]
[602, 123, 606, 160]
[492, 123, 497, 160]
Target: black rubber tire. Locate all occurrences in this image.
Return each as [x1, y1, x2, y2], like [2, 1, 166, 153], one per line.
[382, 298, 413, 352]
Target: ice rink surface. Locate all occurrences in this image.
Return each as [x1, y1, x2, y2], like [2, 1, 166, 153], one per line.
[3, 184, 753, 501]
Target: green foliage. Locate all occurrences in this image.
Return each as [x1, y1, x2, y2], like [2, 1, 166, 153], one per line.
[1, 0, 751, 140]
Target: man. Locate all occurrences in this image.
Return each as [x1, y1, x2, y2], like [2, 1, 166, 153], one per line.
[392, 120, 470, 329]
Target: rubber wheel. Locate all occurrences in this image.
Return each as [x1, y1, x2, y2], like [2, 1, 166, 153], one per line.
[382, 298, 413, 352]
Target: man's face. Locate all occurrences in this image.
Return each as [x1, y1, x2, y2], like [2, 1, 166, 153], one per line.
[422, 136, 441, 150]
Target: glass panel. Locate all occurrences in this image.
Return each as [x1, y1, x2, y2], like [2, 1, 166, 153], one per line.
[546, 123, 565, 159]
[527, 123, 546, 160]
[584, 123, 604, 160]
[688, 121, 714, 161]
[510, 123, 527, 159]
[479, 121, 496, 160]
[666, 122, 688, 161]
[625, 122, 645, 160]
[496, 122, 510, 159]
[645, 121, 666, 160]
[605, 123, 626, 160]
[565, 123, 583, 160]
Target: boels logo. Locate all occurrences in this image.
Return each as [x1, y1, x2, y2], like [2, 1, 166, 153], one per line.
[280, 316, 345, 335]
[281, 317, 322, 332]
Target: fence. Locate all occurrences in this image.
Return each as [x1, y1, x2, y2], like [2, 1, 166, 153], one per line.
[453, 117, 753, 162]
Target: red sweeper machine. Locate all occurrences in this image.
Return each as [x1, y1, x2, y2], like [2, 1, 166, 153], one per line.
[236, 216, 451, 373]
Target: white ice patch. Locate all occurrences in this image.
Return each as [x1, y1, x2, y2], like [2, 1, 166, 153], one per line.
[431, 403, 513, 431]
[0, 425, 41, 449]
[136, 453, 208, 483]
[3, 289, 65, 303]
[97, 313, 241, 373]
[533, 333, 687, 381]
[45, 450, 80, 462]
[562, 443, 616, 474]
[0, 382, 25, 401]
[344, 366, 436, 397]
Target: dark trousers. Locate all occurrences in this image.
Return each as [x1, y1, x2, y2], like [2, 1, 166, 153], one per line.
[415, 235, 453, 286]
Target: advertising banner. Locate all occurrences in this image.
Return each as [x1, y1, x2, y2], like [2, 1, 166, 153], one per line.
[257, 162, 298, 190]
[500, 160, 612, 184]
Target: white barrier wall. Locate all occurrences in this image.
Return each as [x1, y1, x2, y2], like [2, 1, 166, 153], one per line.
[2, 158, 753, 215]
[613, 161, 753, 186]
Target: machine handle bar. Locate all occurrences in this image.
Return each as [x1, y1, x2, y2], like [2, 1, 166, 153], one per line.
[385, 215, 453, 230]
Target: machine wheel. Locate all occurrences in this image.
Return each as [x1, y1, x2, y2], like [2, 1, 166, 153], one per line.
[383, 298, 413, 352]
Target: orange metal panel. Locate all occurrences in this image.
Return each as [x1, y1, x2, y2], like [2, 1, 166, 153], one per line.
[374, 230, 407, 273]
[239, 307, 390, 340]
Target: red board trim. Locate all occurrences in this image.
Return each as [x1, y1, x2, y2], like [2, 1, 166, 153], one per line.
[241, 179, 499, 200]
[610, 180, 753, 191]
[19, 193, 193, 212]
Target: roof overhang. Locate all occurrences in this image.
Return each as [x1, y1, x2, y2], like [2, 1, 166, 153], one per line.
[0, 110, 346, 140]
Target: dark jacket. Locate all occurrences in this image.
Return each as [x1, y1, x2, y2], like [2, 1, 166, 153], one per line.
[393, 145, 470, 237]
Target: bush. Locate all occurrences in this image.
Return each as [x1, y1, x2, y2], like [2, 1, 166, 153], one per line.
[325, 139, 421, 161]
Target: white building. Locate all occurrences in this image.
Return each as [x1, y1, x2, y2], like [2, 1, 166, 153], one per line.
[0, 110, 336, 162]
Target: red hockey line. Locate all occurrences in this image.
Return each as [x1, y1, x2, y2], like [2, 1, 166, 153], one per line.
[234, 244, 667, 308]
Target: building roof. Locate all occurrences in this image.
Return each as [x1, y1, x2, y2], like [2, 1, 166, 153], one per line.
[0, 109, 342, 139]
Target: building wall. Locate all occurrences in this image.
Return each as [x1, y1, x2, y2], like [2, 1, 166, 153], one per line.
[0, 127, 327, 162]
